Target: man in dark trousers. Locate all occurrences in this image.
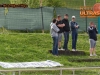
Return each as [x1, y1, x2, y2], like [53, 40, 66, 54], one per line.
[62, 14, 70, 51]
[70, 16, 79, 51]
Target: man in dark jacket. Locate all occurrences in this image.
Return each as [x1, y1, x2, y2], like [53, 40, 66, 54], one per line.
[62, 14, 70, 50]
[56, 15, 65, 50]
[70, 16, 79, 51]
[88, 22, 98, 56]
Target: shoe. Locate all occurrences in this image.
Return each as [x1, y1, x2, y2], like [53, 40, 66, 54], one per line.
[90, 54, 93, 56]
[58, 48, 61, 50]
[61, 48, 65, 50]
[72, 49, 76, 51]
[93, 54, 97, 56]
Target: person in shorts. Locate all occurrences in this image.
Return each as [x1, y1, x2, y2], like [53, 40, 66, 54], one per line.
[56, 15, 65, 50]
[88, 22, 98, 56]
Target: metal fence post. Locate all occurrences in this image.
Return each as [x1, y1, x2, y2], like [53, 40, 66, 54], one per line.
[60, 69, 62, 75]
[12, 72, 16, 75]
[72, 70, 75, 75]
[18, 71, 21, 75]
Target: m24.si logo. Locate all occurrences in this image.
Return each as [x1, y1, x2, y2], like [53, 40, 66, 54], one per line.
[80, 3, 100, 18]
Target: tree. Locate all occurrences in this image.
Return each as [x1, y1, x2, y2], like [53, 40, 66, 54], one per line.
[96, 0, 100, 2]
[43, 0, 67, 7]
[10, 0, 40, 8]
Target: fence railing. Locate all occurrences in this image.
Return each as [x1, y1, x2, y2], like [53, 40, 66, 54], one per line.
[0, 67, 100, 75]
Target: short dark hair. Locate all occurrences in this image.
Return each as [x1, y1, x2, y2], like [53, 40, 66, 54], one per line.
[64, 14, 68, 16]
[57, 15, 61, 18]
[52, 19, 57, 23]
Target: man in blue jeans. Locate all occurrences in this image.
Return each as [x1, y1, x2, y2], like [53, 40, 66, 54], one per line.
[62, 14, 70, 51]
[70, 16, 79, 51]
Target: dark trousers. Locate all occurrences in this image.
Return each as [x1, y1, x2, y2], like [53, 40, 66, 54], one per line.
[63, 32, 69, 50]
[52, 37, 58, 55]
[72, 31, 78, 49]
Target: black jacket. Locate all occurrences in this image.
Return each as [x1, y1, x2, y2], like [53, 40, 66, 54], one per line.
[88, 26, 98, 41]
[62, 19, 70, 32]
[56, 20, 63, 33]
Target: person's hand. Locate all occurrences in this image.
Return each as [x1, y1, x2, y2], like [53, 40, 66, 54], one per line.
[75, 25, 78, 28]
[94, 25, 96, 28]
[76, 25, 79, 28]
[63, 24, 65, 27]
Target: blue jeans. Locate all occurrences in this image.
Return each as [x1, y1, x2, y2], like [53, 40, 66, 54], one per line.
[52, 37, 58, 55]
[63, 32, 69, 50]
[72, 31, 78, 49]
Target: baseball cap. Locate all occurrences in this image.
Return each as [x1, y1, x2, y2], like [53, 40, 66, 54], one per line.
[72, 16, 76, 18]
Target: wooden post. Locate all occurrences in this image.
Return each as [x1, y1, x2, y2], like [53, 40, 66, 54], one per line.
[40, 0, 44, 33]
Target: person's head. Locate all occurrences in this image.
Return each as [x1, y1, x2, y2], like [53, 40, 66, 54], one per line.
[57, 15, 62, 20]
[52, 18, 57, 24]
[72, 16, 76, 21]
[64, 14, 68, 19]
[90, 22, 94, 27]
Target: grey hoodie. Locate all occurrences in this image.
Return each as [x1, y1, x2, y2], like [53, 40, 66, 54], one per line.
[50, 22, 60, 37]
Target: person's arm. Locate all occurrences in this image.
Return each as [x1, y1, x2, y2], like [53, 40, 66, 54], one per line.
[76, 23, 80, 29]
[94, 28, 98, 34]
[52, 24, 59, 32]
[71, 22, 75, 29]
[57, 21, 65, 28]
[93, 25, 98, 34]
[57, 24, 64, 27]
[88, 27, 94, 33]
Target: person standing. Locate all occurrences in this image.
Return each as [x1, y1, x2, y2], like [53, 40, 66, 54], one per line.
[70, 16, 79, 51]
[88, 22, 98, 56]
[56, 15, 65, 50]
[62, 14, 70, 51]
[50, 19, 60, 56]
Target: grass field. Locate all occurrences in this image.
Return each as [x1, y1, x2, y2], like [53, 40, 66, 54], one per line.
[0, 33, 100, 75]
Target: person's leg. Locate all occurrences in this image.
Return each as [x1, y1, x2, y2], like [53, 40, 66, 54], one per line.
[63, 32, 69, 50]
[90, 48, 93, 56]
[55, 37, 59, 55]
[89, 39, 94, 56]
[93, 41, 97, 56]
[52, 37, 56, 55]
[58, 33, 62, 49]
[74, 33, 78, 50]
[72, 32, 76, 50]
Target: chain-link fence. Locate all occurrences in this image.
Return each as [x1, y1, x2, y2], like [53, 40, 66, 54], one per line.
[0, 0, 99, 33]
[0, 7, 99, 32]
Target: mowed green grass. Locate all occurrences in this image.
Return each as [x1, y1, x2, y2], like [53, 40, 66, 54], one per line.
[0, 0, 10, 4]
[0, 33, 100, 75]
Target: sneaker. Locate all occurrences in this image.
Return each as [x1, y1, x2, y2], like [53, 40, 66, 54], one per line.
[90, 54, 93, 56]
[61, 48, 65, 50]
[93, 54, 97, 56]
[72, 49, 76, 51]
[58, 48, 61, 50]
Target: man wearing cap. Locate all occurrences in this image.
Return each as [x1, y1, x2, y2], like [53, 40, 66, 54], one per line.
[62, 14, 70, 51]
[70, 16, 79, 51]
